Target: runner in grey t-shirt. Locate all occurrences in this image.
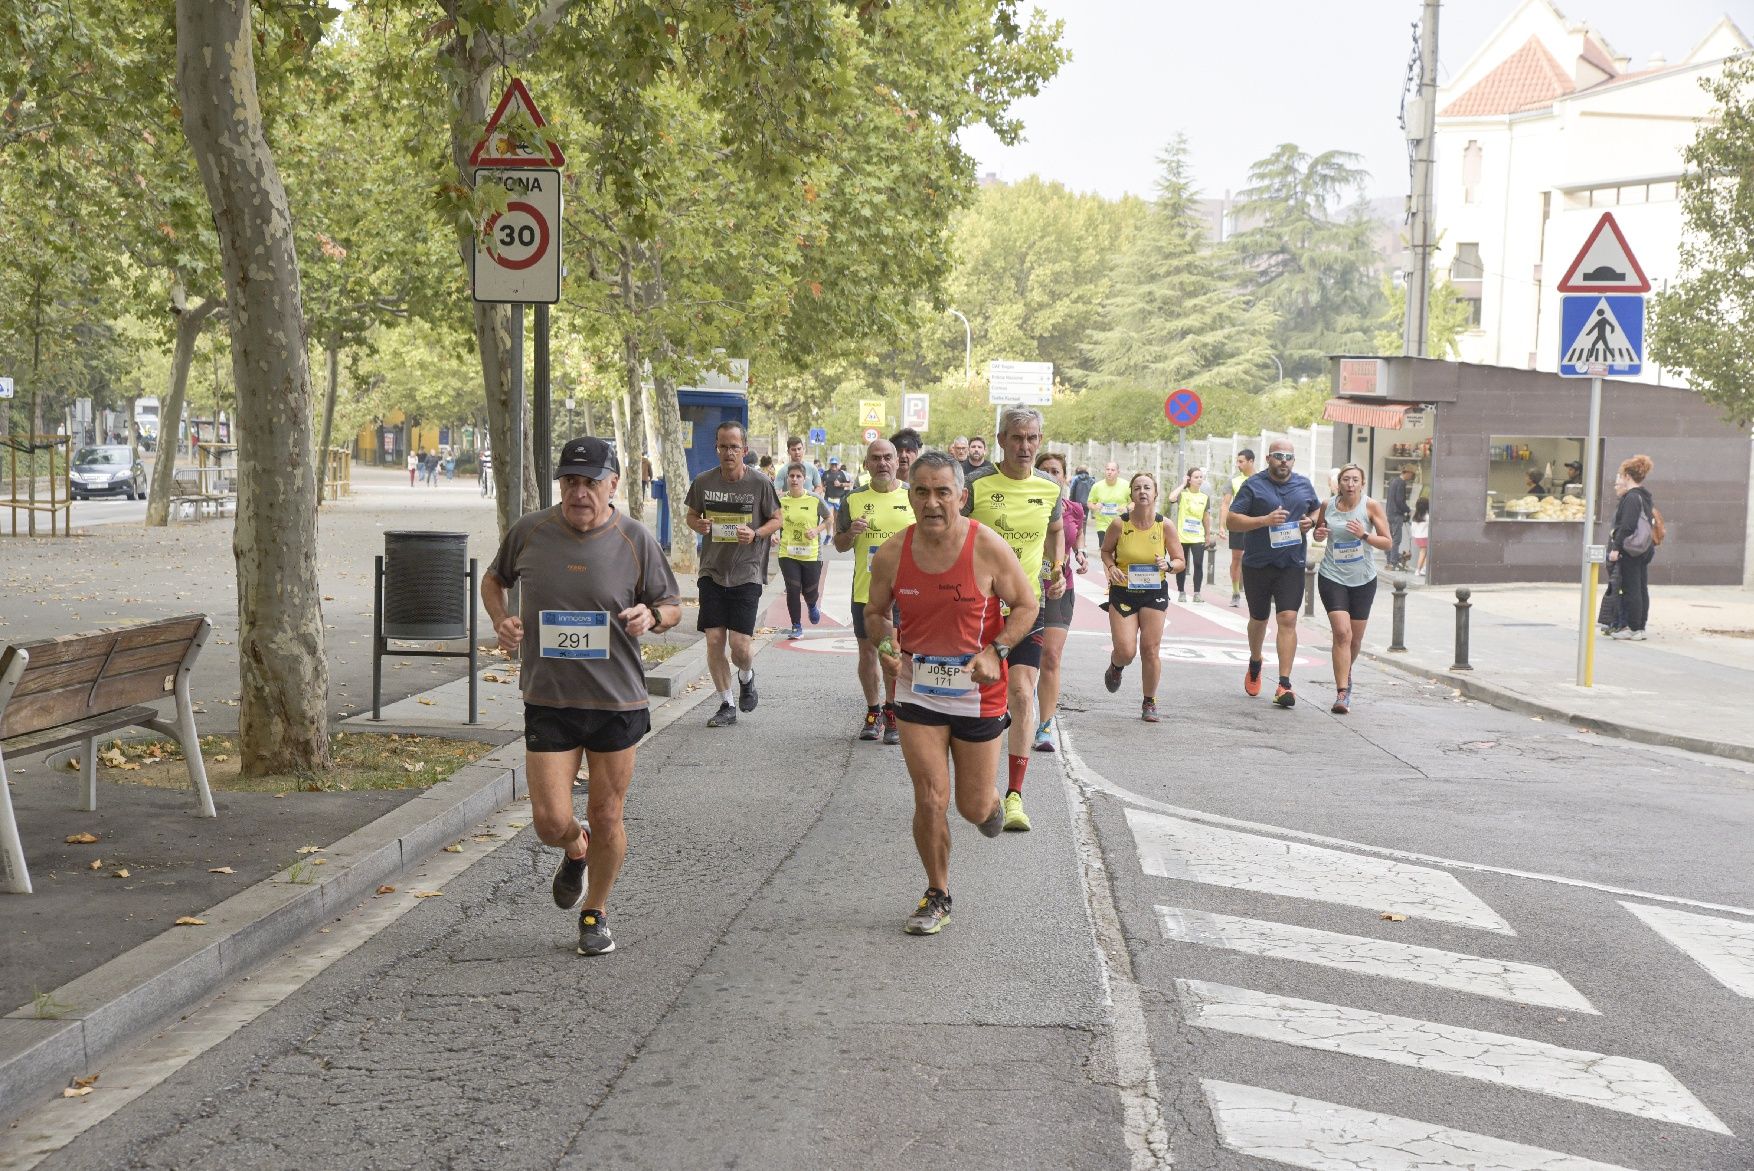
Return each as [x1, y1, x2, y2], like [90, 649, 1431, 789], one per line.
[481, 436, 681, 957]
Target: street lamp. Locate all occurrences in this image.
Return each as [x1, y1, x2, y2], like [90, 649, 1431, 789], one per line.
[1270, 355, 1285, 385]
[947, 308, 971, 386]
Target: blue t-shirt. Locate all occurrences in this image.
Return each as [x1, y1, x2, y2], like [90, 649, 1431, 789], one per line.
[1231, 470, 1321, 569]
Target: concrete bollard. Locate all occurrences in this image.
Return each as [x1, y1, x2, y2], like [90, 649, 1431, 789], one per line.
[1388, 579, 1408, 653]
[1451, 587, 1473, 671]
[1304, 565, 1317, 617]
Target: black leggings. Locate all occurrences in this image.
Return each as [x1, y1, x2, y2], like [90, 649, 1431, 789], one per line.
[780, 558, 823, 626]
[1176, 543, 1207, 594]
[1618, 550, 1652, 632]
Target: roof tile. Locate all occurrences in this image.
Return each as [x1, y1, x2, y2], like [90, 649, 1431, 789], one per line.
[1440, 37, 1576, 118]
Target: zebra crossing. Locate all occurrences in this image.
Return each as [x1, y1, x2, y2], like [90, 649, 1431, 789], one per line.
[1113, 802, 1751, 1168]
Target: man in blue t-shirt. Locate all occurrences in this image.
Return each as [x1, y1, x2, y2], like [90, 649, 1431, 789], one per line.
[1225, 438, 1320, 709]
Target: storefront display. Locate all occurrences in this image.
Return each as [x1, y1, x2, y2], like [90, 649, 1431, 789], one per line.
[1485, 435, 1589, 522]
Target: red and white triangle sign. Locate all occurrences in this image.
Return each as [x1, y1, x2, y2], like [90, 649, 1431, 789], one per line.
[1556, 212, 1649, 293]
[468, 77, 565, 169]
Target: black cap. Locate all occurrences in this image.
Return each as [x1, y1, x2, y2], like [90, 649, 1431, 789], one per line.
[555, 436, 619, 480]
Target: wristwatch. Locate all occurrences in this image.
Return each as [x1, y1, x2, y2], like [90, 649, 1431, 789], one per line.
[990, 641, 1012, 661]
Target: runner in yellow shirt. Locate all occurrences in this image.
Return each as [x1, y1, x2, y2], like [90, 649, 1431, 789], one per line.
[774, 463, 831, 640]
[1085, 461, 1129, 550]
[834, 438, 915, 744]
[1166, 467, 1212, 603]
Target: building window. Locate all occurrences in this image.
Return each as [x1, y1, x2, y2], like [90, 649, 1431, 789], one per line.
[1452, 242, 1483, 280]
[1463, 297, 1484, 328]
[1462, 140, 1483, 204]
[1486, 436, 1590, 522]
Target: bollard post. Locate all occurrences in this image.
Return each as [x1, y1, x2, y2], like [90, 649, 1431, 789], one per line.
[1388, 578, 1408, 653]
[1304, 565, 1317, 617]
[1451, 587, 1473, 671]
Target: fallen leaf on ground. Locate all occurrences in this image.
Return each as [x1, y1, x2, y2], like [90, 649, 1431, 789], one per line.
[322, 595, 334, 601]
[213, 755, 229, 763]
[296, 845, 324, 854]
[72, 1074, 98, 1089]
[481, 673, 502, 683]
[63, 758, 80, 772]
[375, 885, 396, 895]
[65, 832, 99, 845]
[1379, 912, 1408, 922]
[412, 890, 442, 898]
[87, 859, 103, 871]
[174, 916, 206, 926]
[507, 821, 527, 829]
[100, 748, 126, 767]
[310, 857, 327, 866]
[273, 793, 286, 799]
[443, 842, 463, 853]
[208, 866, 234, 875]
[113, 868, 130, 878]
[62, 1087, 92, 1099]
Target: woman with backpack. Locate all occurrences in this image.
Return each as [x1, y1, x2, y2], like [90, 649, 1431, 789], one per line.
[1608, 454, 1659, 641]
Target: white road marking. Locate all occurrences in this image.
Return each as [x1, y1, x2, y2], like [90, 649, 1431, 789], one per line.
[1057, 724, 1754, 923]
[1156, 905, 1596, 1012]
[1621, 901, 1754, 997]
[1127, 808, 1515, 935]
[1202, 1080, 1640, 1171]
[1180, 981, 1731, 1135]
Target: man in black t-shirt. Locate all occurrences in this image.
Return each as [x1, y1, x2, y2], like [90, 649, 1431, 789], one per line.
[822, 456, 851, 512]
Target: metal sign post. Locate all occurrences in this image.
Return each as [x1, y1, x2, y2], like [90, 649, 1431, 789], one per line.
[1574, 376, 1603, 686]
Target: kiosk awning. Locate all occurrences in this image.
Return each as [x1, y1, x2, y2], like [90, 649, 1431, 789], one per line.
[1322, 399, 1412, 429]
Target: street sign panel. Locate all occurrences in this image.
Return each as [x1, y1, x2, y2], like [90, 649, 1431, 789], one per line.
[902, 393, 929, 431]
[1556, 212, 1650, 294]
[468, 78, 566, 169]
[808, 427, 827, 445]
[0, 376, 12, 400]
[1587, 544, 1607, 564]
[987, 360, 1053, 406]
[862, 427, 880, 443]
[472, 168, 562, 304]
[1163, 388, 1202, 428]
[857, 399, 885, 428]
[1559, 295, 1643, 378]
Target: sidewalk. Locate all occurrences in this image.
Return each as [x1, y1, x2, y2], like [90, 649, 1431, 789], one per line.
[1341, 579, 1754, 762]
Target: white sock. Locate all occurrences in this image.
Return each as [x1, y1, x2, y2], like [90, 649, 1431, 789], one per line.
[738, 668, 753, 684]
[721, 688, 735, 705]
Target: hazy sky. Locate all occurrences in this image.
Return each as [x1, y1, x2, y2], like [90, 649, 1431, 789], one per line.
[963, 0, 1746, 202]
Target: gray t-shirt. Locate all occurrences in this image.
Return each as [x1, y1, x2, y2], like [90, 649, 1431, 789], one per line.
[685, 466, 781, 587]
[487, 507, 680, 712]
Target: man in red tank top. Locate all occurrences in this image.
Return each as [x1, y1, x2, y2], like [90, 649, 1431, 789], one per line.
[866, 452, 1040, 936]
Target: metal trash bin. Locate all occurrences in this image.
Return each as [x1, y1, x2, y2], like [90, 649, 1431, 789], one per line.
[383, 531, 469, 639]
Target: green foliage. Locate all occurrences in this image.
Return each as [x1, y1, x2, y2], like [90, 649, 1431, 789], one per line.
[1228, 145, 1386, 378]
[1082, 137, 1278, 391]
[1374, 274, 1472, 358]
[1650, 55, 1754, 424]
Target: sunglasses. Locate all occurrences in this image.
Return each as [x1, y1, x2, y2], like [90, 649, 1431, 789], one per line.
[1268, 453, 1296, 463]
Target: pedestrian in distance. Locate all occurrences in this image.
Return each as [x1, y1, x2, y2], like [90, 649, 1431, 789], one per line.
[1085, 461, 1130, 551]
[478, 450, 495, 498]
[1226, 439, 1320, 708]
[1031, 451, 1087, 752]
[1385, 463, 1415, 570]
[1099, 472, 1184, 722]
[960, 435, 991, 480]
[949, 436, 970, 464]
[1310, 463, 1391, 714]
[822, 455, 851, 514]
[1220, 449, 1256, 606]
[1608, 454, 1660, 641]
[1166, 466, 1213, 603]
[864, 451, 1039, 936]
[409, 450, 419, 487]
[890, 427, 922, 483]
[1411, 497, 1430, 576]
[785, 435, 823, 495]
[774, 462, 831, 640]
[963, 406, 1066, 831]
[834, 438, 916, 744]
[480, 437, 682, 956]
[684, 421, 782, 727]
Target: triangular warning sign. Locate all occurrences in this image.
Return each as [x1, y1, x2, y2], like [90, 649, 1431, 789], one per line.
[468, 78, 565, 169]
[1556, 212, 1649, 293]
[1562, 298, 1639, 368]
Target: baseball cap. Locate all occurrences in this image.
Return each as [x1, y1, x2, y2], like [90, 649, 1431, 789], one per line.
[829, 455, 841, 464]
[555, 436, 619, 480]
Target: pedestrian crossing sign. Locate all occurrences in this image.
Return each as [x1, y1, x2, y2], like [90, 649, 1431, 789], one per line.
[1558, 294, 1643, 378]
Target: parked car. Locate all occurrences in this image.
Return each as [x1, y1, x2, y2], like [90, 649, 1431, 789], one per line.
[69, 445, 146, 500]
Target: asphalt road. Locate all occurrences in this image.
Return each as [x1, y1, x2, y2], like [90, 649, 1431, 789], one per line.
[6, 550, 1752, 1170]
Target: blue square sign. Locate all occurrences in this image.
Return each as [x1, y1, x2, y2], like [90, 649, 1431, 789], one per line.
[1559, 294, 1643, 378]
[808, 427, 827, 445]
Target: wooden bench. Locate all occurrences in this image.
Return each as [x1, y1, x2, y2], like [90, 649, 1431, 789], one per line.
[0, 615, 215, 894]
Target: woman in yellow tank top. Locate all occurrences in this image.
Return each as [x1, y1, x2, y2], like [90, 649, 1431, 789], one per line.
[1098, 472, 1185, 722]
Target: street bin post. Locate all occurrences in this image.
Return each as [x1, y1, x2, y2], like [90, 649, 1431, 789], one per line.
[1388, 578, 1408, 653]
[1451, 587, 1473, 671]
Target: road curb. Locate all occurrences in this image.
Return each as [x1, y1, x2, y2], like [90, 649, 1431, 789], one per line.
[1359, 648, 1754, 764]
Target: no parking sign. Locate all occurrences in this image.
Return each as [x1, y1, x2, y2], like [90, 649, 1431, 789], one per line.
[1163, 388, 1202, 427]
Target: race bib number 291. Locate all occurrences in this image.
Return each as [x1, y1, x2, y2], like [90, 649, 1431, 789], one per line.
[539, 610, 610, 660]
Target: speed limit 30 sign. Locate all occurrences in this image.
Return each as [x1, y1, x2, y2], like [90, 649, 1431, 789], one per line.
[472, 168, 561, 304]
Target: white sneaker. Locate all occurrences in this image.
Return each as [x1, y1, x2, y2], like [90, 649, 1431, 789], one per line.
[1630, 629, 1648, 641]
[1609, 628, 1634, 640]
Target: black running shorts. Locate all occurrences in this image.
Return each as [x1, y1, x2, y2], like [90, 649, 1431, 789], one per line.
[1041, 583, 1076, 630]
[1317, 574, 1378, 620]
[1103, 586, 1169, 615]
[697, 577, 762, 636]
[1242, 563, 1305, 621]
[524, 704, 651, 754]
[894, 702, 1010, 744]
[1227, 530, 1246, 552]
[850, 600, 901, 642]
[1004, 609, 1048, 671]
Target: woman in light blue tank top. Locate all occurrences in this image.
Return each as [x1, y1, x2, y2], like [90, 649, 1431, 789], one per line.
[1311, 464, 1391, 714]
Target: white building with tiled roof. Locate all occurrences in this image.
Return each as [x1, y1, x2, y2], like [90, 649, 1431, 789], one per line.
[1433, 0, 1748, 382]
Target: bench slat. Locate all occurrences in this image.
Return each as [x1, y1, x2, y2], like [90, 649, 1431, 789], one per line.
[1, 665, 182, 739]
[11, 617, 204, 671]
[0, 705, 162, 756]
[10, 639, 189, 700]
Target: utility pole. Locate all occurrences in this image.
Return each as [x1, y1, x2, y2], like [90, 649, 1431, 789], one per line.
[1403, 0, 1440, 358]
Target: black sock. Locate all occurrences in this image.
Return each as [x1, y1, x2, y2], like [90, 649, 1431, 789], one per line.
[1247, 659, 1262, 678]
[868, 705, 881, 714]
[1279, 675, 1291, 688]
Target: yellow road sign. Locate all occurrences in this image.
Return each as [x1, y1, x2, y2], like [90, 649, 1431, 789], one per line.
[858, 399, 885, 428]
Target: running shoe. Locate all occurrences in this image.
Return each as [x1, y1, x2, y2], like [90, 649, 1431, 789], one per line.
[1192, 593, 1203, 604]
[1032, 719, 1056, 752]
[1141, 699, 1159, 723]
[1630, 630, 1648, 641]
[577, 909, 614, 955]
[858, 710, 880, 741]
[978, 798, 1005, 838]
[882, 707, 900, 745]
[789, 624, 803, 640]
[1273, 683, 1296, 709]
[807, 602, 821, 625]
[738, 673, 759, 711]
[707, 701, 738, 727]
[904, 889, 952, 935]
[1230, 592, 1241, 609]
[1103, 662, 1124, 693]
[1244, 661, 1263, 697]
[1178, 592, 1188, 604]
[1331, 687, 1350, 715]
[551, 827, 590, 910]
[1002, 791, 1032, 832]
[1609, 628, 1634, 640]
